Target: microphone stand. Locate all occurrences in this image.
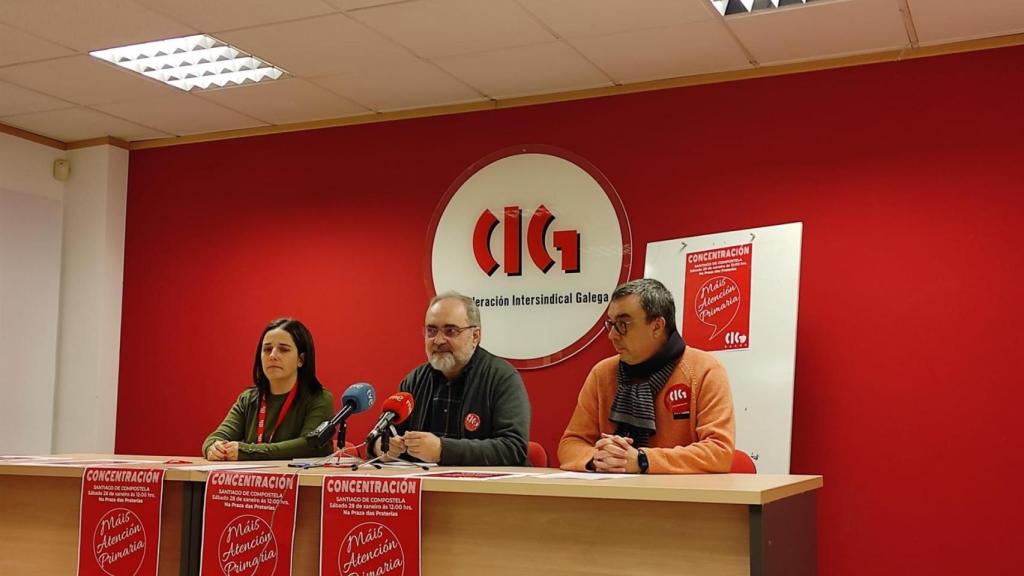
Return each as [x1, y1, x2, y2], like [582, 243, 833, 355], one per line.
[351, 455, 385, 471]
[379, 424, 392, 455]
[337, 421, 347, 452]
[353, 426, 429, 471]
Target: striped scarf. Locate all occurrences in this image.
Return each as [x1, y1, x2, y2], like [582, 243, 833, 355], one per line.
[609, 331, 685, 447]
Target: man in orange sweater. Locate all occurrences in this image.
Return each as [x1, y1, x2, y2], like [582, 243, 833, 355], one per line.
[558, 278, 735, 474]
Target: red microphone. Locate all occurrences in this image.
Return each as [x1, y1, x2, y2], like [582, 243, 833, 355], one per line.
[366, 392, 414, 442]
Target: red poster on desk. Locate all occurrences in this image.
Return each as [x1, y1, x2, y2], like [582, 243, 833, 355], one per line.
[77, 467, 165, 576]
[200, 471, 299, 576]
[683, 243, 753, 351]
[321, 476, 422, 576]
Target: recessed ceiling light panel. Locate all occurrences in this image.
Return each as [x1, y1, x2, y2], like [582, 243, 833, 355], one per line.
[711, 0, 822, 17]
[90, 34, 287, 91]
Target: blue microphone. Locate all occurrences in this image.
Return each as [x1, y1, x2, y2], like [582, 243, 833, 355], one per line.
[306, 383, 375, 448]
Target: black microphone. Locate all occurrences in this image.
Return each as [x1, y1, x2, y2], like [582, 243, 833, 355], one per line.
[306, 383, 375, 448]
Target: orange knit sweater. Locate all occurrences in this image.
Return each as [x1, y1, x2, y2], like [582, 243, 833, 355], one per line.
[558, 347, 735, 474]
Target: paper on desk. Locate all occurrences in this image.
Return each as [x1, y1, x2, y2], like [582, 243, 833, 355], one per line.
[174, 463, 282, 471]
[0, 455, 73, 463]
[378, 461, 437, 468]
[289, 456, 362, 468]
[36, 458, 159, 467]
[409, 470, 534, 480]
[541, 471, 640, 480]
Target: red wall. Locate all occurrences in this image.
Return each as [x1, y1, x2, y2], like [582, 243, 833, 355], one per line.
[118, 46, 1024, 575]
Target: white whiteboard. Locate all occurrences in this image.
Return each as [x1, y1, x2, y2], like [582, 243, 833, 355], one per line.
[644, 222, 802, 473]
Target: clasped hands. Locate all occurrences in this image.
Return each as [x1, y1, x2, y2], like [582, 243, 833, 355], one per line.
[592, 433, 640, 473]
[206, 440, 239, 461]
[376, 431, 442, 463]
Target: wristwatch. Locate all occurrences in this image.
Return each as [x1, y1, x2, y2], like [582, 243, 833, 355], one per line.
[637, 449, 649, 474]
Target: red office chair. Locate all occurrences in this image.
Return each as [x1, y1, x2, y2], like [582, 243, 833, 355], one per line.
[730, 449, 757, 474]
[527, 441, 549, 468]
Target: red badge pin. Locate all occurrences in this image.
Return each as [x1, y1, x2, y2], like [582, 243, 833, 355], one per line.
[464, 412, 481, 432]
[663, 384, 692, 420]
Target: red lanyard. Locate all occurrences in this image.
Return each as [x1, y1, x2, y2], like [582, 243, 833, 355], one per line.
[257, 382, 299, 444]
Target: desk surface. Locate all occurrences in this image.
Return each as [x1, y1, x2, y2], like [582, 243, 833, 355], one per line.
[2, 454, 822, 576]
[0, 453, 822, 505]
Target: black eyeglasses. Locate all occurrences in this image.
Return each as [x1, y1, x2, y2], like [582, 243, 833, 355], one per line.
[604, 318, 634, 335]
[424, 325, 478, 339]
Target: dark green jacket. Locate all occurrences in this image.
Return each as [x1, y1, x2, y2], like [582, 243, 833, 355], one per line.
[202, 387, 334, 460]
[395, 347, 530, 466]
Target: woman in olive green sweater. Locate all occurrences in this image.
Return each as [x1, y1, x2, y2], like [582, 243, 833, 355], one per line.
[203, 318, 334, 461]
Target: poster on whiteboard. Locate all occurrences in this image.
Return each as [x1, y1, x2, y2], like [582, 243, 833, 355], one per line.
[645, 223, 801, 473]
[683, 243, 752, 351]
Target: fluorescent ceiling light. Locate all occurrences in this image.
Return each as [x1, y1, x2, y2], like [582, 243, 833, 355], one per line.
[711, 0, 821, 16]
[90, 34, 286, 92]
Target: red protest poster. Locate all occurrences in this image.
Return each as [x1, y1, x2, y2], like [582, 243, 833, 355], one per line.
[683, 243, 752, 351]
[200, 471, 299, 576]
[321, 476, 422, 576]
[77, 467, 165, 576]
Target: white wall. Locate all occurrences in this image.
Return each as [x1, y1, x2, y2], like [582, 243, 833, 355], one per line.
[0, 133, 65, 454]
[53, 145, 129, 453]
[0, 133, 65, 202]
[0, 132, 128, 455]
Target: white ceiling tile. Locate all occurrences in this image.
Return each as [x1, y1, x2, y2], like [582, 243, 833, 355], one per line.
[327, 0, 409, 10]
[727, 0, 908, 65]
[0, 0, 1016, 145]
[517, 0, 716, 40]
[908, 0, 1024, 45]
[94, 92, 266, 136]
[0, 81, 75, 116]
[350, 0, 556, 58]
[217, 13, 415, 76]
[435, 42, 612, 98]
[0, 55, 178, 106]
[134, 0, 337, 33]
[0, 0, 195, 52]
[196, 78, 368, 124]
[312, 60, 485, 111]
[0, 107, 168, 142]
[572, 20, 752, 84]
[0, 22, 76, 67]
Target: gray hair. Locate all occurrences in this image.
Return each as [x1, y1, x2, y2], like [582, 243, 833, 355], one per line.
[611, 278, 676, 331]
[428, 291, 481, 327]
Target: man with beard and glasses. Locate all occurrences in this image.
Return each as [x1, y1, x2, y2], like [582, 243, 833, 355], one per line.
[368, 291, 530, 466]
[558, 279, 735, 474]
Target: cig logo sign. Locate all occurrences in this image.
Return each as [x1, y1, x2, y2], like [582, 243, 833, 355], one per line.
[473, 205, 580, 276]
[428, 146, 631, 370]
